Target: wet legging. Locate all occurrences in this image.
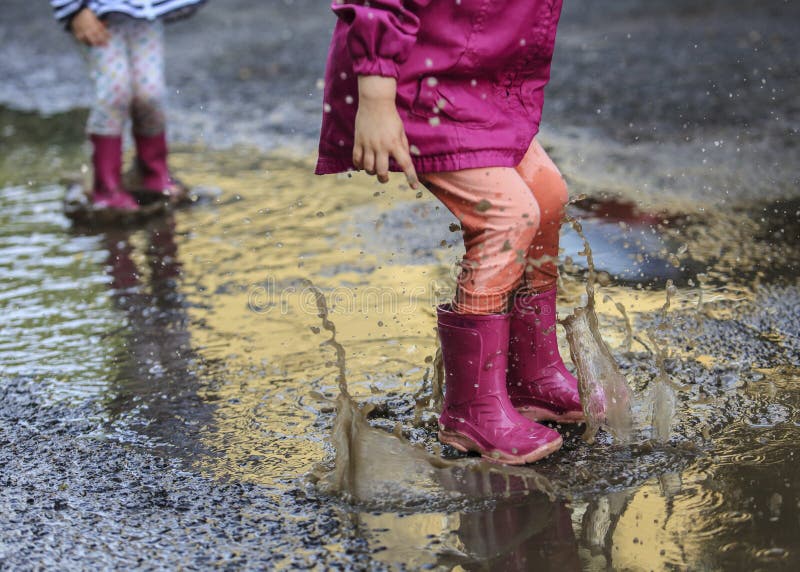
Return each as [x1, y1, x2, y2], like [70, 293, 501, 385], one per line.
[86, 16, 166, 136]
[423, 139, 568, 315]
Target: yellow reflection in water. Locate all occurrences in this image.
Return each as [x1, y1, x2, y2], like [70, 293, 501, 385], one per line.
[168, 150, 455, 483]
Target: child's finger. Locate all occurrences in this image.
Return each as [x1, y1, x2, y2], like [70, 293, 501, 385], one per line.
[352, 145, 364, 170]
[375, 151, 389, 184]
[394, 147, 419, 190]
[95, 22, 111, 43]
[86, 25, 101, 44]
[363, 149, 376, 175]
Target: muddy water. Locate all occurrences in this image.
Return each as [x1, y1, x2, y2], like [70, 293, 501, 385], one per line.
[1, 108, 799, 569]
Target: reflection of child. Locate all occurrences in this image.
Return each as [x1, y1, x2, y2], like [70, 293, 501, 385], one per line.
[51, 0, 205, 212]
[318, 1, 584, 464]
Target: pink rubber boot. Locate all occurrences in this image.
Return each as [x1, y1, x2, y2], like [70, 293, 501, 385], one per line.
[90, 134, 139, 211]
[133, 132, 186, 201]
[437, 305, 563, 465]
[507, 288, 588, 423]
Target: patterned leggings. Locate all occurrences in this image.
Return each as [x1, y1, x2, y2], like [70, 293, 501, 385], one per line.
[86, 16, 166, 136]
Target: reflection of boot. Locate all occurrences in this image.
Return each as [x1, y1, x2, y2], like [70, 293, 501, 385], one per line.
[105, 235, 139, 291]
[508, 288, 594, 423]
[133, 132, 187, 201]
[454, 498, 581, 571]
[90, 134, 139, 211]
[147, 219, 183, 307]
[148, 221, 181, 282]
[437, 305, 562, 465]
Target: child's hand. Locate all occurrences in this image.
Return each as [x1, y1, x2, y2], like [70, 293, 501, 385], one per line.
[354, 76, 419, 189]
[70, 8, 110, 46]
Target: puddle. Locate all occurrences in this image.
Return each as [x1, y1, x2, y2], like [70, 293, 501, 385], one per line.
[1, 107, 799, 569]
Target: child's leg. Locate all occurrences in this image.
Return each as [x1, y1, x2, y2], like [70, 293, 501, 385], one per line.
[128, 20, 166, 136]
[424, 168, 563, 464]
[507, 139, 586, 423]
[514, 139, 569, 292]
[423, 168, 542, 314]
[86, 26, 132, 136]
[84, 27, 138, 210]
[126, 20, 182, 197]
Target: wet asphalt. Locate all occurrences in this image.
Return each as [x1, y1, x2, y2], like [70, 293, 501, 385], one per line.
[1, 0, 799, 569]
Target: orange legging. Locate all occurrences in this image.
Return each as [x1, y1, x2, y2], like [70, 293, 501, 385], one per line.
[422, 139, 568, 314]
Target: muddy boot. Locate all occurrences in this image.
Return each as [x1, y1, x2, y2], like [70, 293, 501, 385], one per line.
[90, 134, 139, 211]
[132, 132, 188, 203]
[437, 305, 563, 465]
[508, 288, 592, 423]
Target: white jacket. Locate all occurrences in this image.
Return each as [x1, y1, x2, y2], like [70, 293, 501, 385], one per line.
[51, 0, 205, 23]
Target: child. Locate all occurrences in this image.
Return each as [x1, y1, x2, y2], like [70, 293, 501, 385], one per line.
[317, 0, 585, 464]
[51, 0, 205, 212]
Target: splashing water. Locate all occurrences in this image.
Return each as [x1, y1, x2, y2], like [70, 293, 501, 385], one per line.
[560, 215, 634, 443]
[647, 280, 679, 442]
[562, 300, 634, 444]
[304, 281, 555, 505]
[303, 280, 448, 502]
[413, 346, 444, 425]
[648, 340, 676, 442]
[603, 293, 634, 354]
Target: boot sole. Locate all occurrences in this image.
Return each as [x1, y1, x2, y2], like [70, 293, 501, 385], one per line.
[438, 430, 563, 465]
[63, 183, 165, 225]
[516, 406, 586, 424]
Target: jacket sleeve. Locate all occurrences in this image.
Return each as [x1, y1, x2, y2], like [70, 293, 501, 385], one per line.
[51, 0, 86, 24]
[331, 0, 432, 78]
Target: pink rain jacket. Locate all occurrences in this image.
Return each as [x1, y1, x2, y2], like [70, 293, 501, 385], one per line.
[316, 0, 564, 175]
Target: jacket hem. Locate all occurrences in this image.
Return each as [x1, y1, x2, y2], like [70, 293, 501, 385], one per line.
[54, 0, 204, 25]
[316, 147, 529, 176]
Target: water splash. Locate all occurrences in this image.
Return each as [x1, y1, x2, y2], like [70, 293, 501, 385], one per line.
[560, 215, 634, 444]
[562, 299, 634, 444]
[602, 293, 634, 353]
[413, 346, 444, 425]
[304, 281, 555, 505]
[648, 337, 676, 442]
[647, 280, 679, 442]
